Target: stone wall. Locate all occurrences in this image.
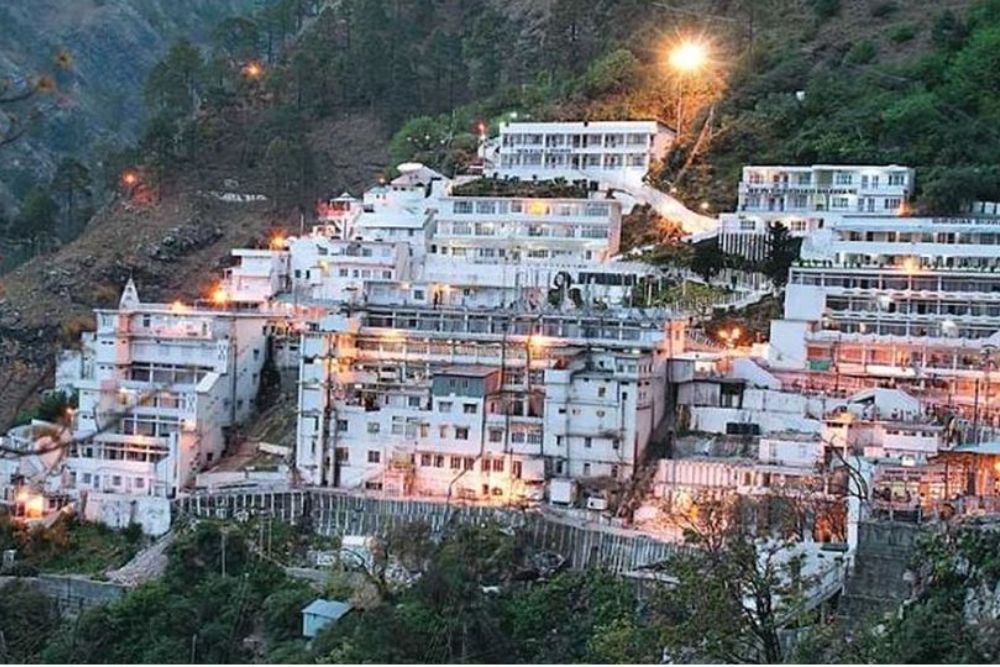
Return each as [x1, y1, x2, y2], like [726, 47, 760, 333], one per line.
[839, 519, 925, 621]
[0, 574, 128, 617]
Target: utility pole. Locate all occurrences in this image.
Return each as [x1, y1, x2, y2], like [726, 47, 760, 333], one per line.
[221, 530, 227, 577]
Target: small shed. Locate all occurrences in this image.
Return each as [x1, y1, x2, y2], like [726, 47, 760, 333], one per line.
[301, 598, 353, 638]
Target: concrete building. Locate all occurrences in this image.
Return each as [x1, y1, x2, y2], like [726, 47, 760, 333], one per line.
[768, 203, 1000, 425]
[719, 164, 916, 260]
[294, 307, 686, 502]
[1, 281, 286, 533]
[483, 120, 674, 189]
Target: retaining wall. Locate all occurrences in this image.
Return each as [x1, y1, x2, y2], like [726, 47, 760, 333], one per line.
[175, 490, 692, 573]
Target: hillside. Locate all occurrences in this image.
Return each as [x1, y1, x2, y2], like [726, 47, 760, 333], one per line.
[0, 0, 989, 427]
[0, 0, 268, 209]
[0, 112, 387, 426]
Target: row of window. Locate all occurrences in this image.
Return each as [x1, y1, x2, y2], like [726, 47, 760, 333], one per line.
[450, 200, 612, 217]
[501, 132, 650, 148]
[499, 153, 646, 168]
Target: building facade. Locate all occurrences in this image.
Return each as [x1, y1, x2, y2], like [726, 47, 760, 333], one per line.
[483, 120, 674, 189]
[719, 164, 916, 260]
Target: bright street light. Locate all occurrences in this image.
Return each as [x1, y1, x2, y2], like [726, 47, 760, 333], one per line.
[669, 40, 709, 73]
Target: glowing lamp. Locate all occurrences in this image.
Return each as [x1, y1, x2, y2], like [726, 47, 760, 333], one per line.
[210, 286, 229, 306]
[669, 41, 709, 73]
[121, 170, 139, 187]
[243, 61, 264, 80]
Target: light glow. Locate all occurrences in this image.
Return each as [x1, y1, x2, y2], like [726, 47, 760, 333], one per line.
[669, 40, 709, 73]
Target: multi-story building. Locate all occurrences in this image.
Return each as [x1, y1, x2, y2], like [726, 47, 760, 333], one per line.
[719, 165, 916, 260]
[28, 280, 282, 531]
[769, 206, 1000, 422]
[483, 120, 674, 189]
[294, 306, 686, 502]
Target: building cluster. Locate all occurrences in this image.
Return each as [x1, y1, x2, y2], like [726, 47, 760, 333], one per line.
[4, 118, 1000, 545]
[1, 121, 698, 534]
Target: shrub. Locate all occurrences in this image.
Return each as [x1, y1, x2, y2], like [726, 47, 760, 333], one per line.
[844, 40, 877, 65]
[809, 0, 841, 19]
[890, 24, 919, 43]
[870, 1, 899, 18]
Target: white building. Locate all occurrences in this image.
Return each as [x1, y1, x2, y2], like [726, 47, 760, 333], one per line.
[294, 306, 686, 502]
[769, 207, 1000, 422]
[8, 280, 284, 533]
[483, 120, 674, 189]
[719, 164, 916, 260]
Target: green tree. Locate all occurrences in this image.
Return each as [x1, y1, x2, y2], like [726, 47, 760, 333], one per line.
[50, 157, 92, 242]
[690, 238, 725, 281]
[0, 580, 59, 662]
[145, 39, 205, 120]
[762, 222, 802, 287]
[15, 185, 58, 248]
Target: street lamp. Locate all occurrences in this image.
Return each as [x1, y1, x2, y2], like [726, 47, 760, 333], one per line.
[667, 39, 710, 137]
[669, 40, 709, 73]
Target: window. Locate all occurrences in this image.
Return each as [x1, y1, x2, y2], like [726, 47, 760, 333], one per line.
[82, 473, 92, 484]
[336, 448, 349, 462]
[512, 461, 523, 479]
[439, 401, 453, 413]
[112, 475, 122, 487]
[463, 403, 477, 414]
[455, 427, 469, 440]
[135, 477, 145, 489]
[420, 453, 432, 466]
[598, 386, 606, 398]
[492, 458, 504, 472]
[583, 463, 591, 476]
[489, 429, 504, 443]
[408, 396, 422, 408]
[367, 422, 380, 434]
[336, 419, 349, 432]
[584, 437, 593, 448]
[434, 455, 444, 468]
[888, 172, 906, 186]
[367, 450, 381, 463]
[454, 201, 473, 214]
[464, 457, 475, 470]
[439, 425, 449, 438]
[450, 456, 462, 469]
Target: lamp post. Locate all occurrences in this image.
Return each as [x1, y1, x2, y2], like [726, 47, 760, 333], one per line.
[667, 40, 709, 138]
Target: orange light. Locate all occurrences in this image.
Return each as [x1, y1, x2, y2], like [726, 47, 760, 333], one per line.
[477, 122, 487, 135]
[902, 256, 920, 275]
[669, 40, 709, 73]
[731, 327, 742, 339]
[25, 495, 44, 518]
[269, 234, 287, 250]
[528, 335, 551, 351]
[121, 170, 139, 187]
[170, 300, 190, 314]
[210, 286, 229, 306]
[243, 61, 264, 80]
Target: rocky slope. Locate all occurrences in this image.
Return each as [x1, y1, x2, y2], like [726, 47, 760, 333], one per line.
[0, 112, 387, 427]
